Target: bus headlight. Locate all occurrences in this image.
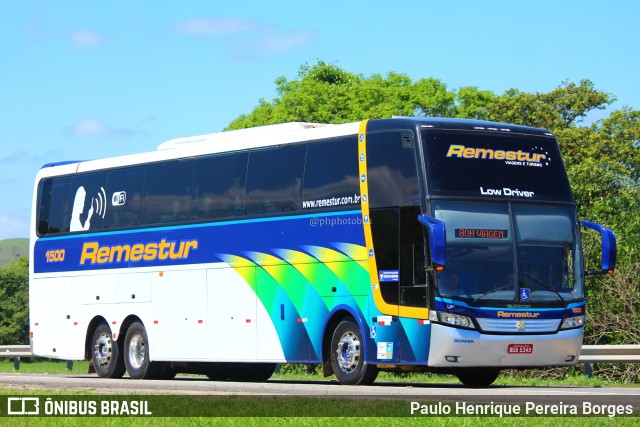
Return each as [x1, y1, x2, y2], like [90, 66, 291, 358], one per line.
[561, 315, 585, 330]
[429, 310, 475, 329]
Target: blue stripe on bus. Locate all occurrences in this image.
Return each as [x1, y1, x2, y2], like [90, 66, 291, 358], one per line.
[38, 209, 362, 241]
[34, 210, 366, 273]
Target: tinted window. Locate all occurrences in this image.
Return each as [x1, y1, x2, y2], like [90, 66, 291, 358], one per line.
[302, 138, 359, 210]
[104, 167, 145, 228]
[245, 145, 306, 215]
[69, 172, 108, 231]
[370, 208, 400, 305]
[143, 160, 194, 224]
[423, 131, 573, 202]
[37, 177, 71, 235]
[192, 152, 248, 220]
[367, 132, 419, 208]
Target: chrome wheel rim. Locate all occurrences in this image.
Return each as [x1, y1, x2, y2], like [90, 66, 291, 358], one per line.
[335, 332, 360, 374]
[128, 333, 146, 370]
[94, 332, 112, 368]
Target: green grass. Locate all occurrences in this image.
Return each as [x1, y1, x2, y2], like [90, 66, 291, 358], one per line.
[1, 416, 636, 427]
[271, 366, 632, 388]
[0, 388, 637, 426]
[0, 360, 635, 389]
[0, 359, 90, 376]
[1, 362, 638, 425]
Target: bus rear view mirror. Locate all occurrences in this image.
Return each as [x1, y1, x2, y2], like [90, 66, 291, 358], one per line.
[581, 220, 617, 275]
[418, 214, 446, 270]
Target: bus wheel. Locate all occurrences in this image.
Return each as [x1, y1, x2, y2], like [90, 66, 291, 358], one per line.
[91, 323, 125, 379]
[123, 322, 161, 379]
[330, 319, 378, 385]
[455, 368, 500, 387]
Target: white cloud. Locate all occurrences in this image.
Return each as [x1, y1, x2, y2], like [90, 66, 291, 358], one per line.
[0, 215, 29, 240]
[250, 29, 314, 54]
[70, 29, 104, 50]
[175, 17, 256, 36]
[66, 118, 134, 137]
[175, 17, 314, 58]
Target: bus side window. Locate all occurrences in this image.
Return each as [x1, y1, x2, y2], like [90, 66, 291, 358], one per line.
[37, 177, 71, 235]
[104, 167, 145, 229]
[142, 160, 194, 225]
[367, 132, 419, 208]
[68, 172, 108, 232]
[245, 145, 306, 216]
[192, 152, 248, 220]
[36, 179, 53, 235]
[302, 138, 359, 209]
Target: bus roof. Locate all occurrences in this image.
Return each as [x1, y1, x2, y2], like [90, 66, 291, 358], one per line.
[368, 117, 554, 136]
[36, 121, 361, 177]
[156, 122, 334, 150]
[38, 118, 554, 177]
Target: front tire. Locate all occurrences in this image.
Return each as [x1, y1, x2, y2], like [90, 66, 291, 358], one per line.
[91, 323, 125, 379]
[455, 368, 500, 387]
[123, 322, 162, 379]
[330, 319, 378, 385]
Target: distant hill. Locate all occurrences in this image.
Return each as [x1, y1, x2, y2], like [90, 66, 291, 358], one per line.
[0, 238, 29, 266]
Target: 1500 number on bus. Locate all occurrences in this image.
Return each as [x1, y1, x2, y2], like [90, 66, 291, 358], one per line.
[45, 249, 65, 263]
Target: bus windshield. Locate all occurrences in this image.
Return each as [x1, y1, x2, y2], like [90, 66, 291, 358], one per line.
[433, 201, 583, 305]
[422, 129, 573, 203]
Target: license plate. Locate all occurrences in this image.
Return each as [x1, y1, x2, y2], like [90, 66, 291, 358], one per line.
[508, 344, 533, 354]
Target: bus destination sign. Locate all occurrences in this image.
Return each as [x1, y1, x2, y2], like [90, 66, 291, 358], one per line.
[455, 228, 509, 239]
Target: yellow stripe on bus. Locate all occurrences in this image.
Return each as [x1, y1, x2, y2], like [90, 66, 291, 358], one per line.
[358, 120, 430, 320]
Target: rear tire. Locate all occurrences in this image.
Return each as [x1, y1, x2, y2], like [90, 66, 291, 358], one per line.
[91, 323, 125, 379]
[330, 319, 378, 385]
[455, 368, 500, 387]
[123, 322, 163, 379]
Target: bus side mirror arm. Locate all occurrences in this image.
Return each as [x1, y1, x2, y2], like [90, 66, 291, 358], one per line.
[418, 214, 446, 269]
[581, 220, 617, 275]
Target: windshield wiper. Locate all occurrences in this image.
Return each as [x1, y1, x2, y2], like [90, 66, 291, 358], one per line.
[472, 284, 513, 304]
[524, 273, 566, 304]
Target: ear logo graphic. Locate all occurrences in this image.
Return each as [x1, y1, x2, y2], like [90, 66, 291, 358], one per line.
[92, 187, 107, 219]
[70, 186, 106, 232]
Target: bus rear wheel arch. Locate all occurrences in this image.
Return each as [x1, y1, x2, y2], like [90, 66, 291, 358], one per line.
[91, 322, 126, 379]
[330, 318, 378, 385]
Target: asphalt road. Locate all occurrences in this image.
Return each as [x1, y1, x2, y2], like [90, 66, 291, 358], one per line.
[0, 373, 638, 408]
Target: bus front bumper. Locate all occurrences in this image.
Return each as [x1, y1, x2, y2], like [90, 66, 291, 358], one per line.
[427, 323, 583, 368]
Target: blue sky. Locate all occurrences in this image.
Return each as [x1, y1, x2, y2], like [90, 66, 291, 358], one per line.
[1, 0, 639, 240]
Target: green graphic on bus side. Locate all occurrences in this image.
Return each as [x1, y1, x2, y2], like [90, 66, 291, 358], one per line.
[217, 244, 371, 360]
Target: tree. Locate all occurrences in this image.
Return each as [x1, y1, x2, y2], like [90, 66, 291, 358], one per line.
[226, 61, 457, 129]
[0, 257, 29, 345]
[559, 108, 640, 260]
[483, 79, 615, 130]
[454, 86, 497, 120]
[226, 63, 640, 378]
